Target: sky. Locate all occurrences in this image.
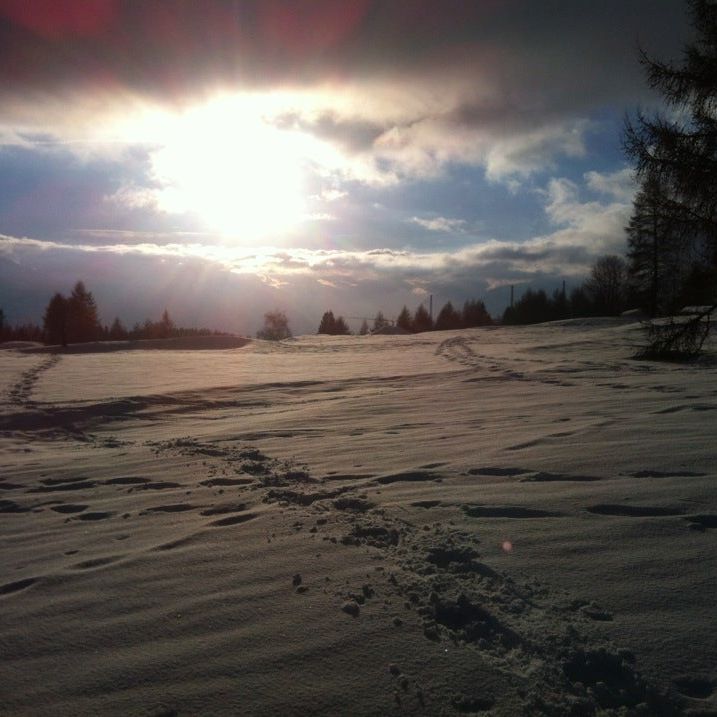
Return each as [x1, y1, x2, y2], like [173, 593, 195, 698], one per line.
[0, 0, 690, 335]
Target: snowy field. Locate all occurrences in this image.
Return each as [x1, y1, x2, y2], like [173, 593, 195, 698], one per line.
[1, 319, 716, 716]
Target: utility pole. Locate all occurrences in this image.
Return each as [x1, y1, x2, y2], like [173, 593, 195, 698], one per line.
[429, 294, 433, 321]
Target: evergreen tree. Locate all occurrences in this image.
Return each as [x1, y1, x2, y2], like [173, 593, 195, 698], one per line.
[108, 317, 128, 340]
[412, 304, 433, 332]
[550, 288, 569, 320]
[434, 301, 462, 330]
[67, 281, 101, 343]
[502, 289, 550, 325]
[43, 293, 69, 346]
[359, 319, 370, 335]
[318, 310, 336, 334]
[624, 0, 717, 299]
[142, 318, 155, 339]
[158, 309, 175, 339]
[396, 306, 413, 332]
[569, 286, 594, 318]
[373, 311, 389, 332]
[626, 175, 686, 315]
[333, 316, 351, 335]
[461, 299, 492, 327]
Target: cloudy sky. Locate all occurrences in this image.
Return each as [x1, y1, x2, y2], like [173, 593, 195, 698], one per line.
[0, 0, 689, 334]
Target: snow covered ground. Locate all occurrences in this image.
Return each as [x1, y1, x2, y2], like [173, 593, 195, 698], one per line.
[1, 319, 716, 715]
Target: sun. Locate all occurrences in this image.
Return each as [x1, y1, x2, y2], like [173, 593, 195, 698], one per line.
[118, 94, 334, 240]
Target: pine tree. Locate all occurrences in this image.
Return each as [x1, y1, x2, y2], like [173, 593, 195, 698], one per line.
[373, 311, 389, 332]
[359, 319, 369, 335]
[624, 0, 717, 296]
[412, 304, 433, 332]
[158, 309, 175, 339]
[334, 316, 351, 335]
[569, 286, 593, 318]
[43, 293, 69, 346]
[502, 289, 550, 325]
[550, 288, 569, 321]
[318, 310, 336, 334]
[462, 299, 492, 327]
[434, 301, 462, 330]
[396, 306, 413, 332]
[67, 281, 101, 343]
[109, 317, 128, 340]
[626, 175, 685, 315]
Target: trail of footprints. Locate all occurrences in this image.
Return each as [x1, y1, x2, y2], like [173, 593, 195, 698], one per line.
[436, 335, 575, 387]
[7, 354, 60, 406]
[249, 459, 713, 712]
[2, 439, 715, 713]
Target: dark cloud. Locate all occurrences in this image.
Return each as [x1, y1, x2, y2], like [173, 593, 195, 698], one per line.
[0, 1, 687, 118]
[272, 111, 386, 153]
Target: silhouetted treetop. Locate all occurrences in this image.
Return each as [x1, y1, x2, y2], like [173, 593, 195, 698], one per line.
[43, 293, 69, 346]
[318, 310, 350, 335]
[412, 304, 433, 333]
[333, 315, 350, 335]
[462, 299, 492, 327]
[373, 311, 390, 332]
[434, 301, 462, 331]
[318, 310, 336, 334]
[109, 317, 128, 341]
[624, 0, 717, 269]
[396, 306, 412, 332]
[67, 281, 101, 343]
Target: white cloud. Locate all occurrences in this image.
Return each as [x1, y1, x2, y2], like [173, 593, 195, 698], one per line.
[410, 216, 467, 233]
[539, 174, 632, 259]
[105, 184, 158, 210]
[317, 189, 347, 202]
[584, 167, 636, 202]
[484, 120, 589, 183]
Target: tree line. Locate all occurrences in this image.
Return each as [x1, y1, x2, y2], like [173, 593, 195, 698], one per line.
[317, 298, 492, 335]
[0, 307, 43, 343]
[0, 280, 227, 346]
[502, 255, 629, 325]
